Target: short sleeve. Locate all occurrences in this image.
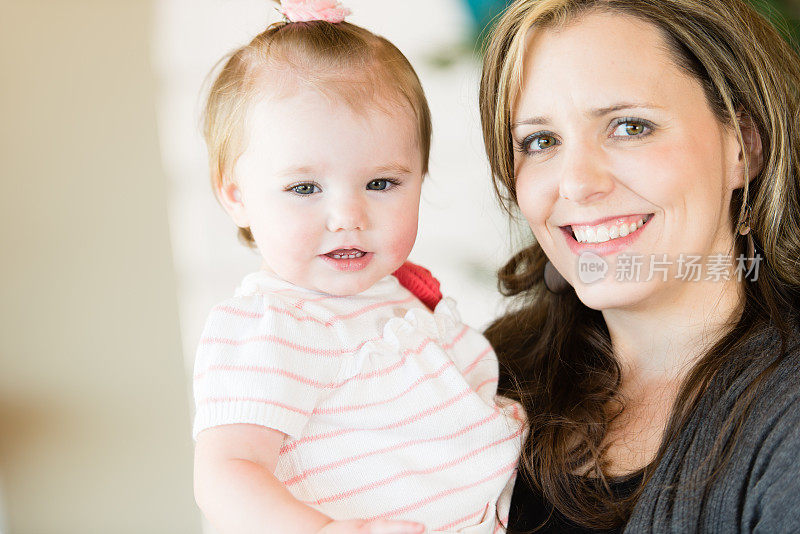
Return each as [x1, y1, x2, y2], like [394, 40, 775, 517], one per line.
[192, 294, 343, 440]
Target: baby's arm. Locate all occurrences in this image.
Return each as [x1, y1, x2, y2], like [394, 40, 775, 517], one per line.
[194, 423, 425, 534]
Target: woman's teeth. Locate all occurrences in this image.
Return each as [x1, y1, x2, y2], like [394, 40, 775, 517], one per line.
[572, 215, 652, 244]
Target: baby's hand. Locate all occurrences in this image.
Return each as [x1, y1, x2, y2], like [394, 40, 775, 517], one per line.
[317, 519, 426, 534]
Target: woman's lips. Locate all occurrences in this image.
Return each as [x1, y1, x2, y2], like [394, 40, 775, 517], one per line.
[562, 213, 655, 256]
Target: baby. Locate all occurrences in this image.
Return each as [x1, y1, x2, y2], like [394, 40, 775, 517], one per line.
[192, 2, 523, 533]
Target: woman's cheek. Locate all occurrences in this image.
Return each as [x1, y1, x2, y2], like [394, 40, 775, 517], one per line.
[516, 177, 551, 228]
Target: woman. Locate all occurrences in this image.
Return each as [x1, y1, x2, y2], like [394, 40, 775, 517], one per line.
[478, 0, 800, 532]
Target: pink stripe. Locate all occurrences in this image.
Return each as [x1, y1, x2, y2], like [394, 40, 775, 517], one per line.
[214, 305, 264, 319]
[313, 360, 454, 414]
[213, 297, 416, 327]
[436, 505, 488, 531]
[510, 403, 524, 423]
[310, 427, 524, 505]
[367, 460, 518, 521]
[324, 297, 416, 324]
[332, 338, 435, 383]
[270, 287, 336, 306]
[199, 334, 378, 356]
[463, 346, 493, 375]
[327, 325, 470, 387]
[494, 516, 509, 533]
[198, 396, 311, 416]
[196, 325, 471, 387]
[282, 410, 503, 486]
[445, 325, 470, 348]
[194, 364, 330, 386]
[279, 387, 473, 455]
[474, 377, 499, 393]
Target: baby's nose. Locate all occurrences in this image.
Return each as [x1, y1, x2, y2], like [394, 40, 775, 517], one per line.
[326, 198, 367, 232]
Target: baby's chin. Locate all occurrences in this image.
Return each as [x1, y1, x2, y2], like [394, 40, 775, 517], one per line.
[315, 272, 393, 297]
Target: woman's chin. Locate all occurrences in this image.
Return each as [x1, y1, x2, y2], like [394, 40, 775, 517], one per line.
[572, 278, 662, 312]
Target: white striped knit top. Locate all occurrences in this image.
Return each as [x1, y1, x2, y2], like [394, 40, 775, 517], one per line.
[193, 271, 524, 533]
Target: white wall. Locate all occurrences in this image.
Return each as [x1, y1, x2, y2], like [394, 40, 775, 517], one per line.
[0, 2, 201, 532]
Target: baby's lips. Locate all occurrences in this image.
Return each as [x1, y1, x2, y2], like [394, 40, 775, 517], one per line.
[324, 247, 366, 256]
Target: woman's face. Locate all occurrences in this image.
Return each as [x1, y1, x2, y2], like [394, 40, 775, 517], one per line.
[512, 11, 748, 312]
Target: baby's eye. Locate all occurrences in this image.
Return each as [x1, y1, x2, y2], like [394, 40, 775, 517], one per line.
[366, 179, 391, 191]
[290, 183, 319, 195]
[612, 120, 652, 138]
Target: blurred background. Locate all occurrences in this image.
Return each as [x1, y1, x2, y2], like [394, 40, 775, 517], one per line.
[0, 1, 796, 533]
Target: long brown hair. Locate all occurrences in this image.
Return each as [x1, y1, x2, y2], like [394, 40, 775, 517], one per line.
[479, 0, 800, 529]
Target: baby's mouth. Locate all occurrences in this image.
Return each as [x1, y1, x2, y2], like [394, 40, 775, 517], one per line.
[324, 248, 367, 259]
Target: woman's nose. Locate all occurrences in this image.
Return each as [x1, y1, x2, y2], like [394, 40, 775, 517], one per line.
[326, 197, 367, 232]
[558, 143, 615, 203]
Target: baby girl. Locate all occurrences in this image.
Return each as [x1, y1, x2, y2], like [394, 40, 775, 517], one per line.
[192, 2, 523, 533]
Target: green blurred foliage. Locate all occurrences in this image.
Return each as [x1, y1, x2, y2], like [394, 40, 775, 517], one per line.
[439, 0, 799, 68]
[748, 0, 800, 49]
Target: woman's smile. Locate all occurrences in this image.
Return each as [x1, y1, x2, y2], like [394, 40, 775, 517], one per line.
[560, 213, 655, 256]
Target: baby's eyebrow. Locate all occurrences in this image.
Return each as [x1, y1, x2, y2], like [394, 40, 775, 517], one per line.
[372, 162, 413, 175]
[276, 165, 318, 178]
[512, 101, 664, 129]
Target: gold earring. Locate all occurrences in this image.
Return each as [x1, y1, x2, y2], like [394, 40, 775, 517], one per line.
[738, 204, 751, 236]
[738, 204, 755, 263]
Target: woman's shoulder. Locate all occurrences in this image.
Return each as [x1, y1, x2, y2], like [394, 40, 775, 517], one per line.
[625, 317, 800, 532]
[703, 316, 800, 530]
[746, 323, 800, 441]
[740, 334, 800, 532]
[745, 313, 800, 393]
[728, 315, 800, 436]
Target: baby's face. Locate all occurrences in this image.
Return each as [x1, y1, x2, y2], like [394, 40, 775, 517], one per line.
[223, 88, 424, 296]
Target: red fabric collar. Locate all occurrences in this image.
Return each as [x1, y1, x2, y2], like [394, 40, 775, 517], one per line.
[392, 261, 443, 311]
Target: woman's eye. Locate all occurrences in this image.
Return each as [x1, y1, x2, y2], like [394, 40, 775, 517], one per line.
[613, 120, 651, 138]
[290, 183, 319, 195]
[367, 179, 389, 191]
[522, 133, 560, 154]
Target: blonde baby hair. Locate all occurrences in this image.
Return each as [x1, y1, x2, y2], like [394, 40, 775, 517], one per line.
[203, 9, 432, 246]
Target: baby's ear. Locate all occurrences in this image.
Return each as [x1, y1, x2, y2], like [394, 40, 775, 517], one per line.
[732, 110, 764, 188]
[217, 180, 250, 228]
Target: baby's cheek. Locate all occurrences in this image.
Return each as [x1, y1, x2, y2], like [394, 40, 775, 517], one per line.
[387, 214, 419, 262]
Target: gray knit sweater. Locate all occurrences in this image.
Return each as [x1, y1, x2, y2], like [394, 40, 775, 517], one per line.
[624, 320, 800, 533]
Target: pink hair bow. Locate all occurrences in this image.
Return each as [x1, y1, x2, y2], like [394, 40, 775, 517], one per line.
[279, 0, 351, 23]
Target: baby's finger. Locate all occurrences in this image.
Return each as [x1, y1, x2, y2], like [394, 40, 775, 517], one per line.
[362, 519, 426, 534]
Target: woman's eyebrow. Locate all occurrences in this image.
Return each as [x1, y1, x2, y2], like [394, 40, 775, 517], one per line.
[512, 101, 664, 129]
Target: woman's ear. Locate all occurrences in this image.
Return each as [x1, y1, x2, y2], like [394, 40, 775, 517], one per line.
[731, 111, 764, 188]
[217, 180, 250, 228]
